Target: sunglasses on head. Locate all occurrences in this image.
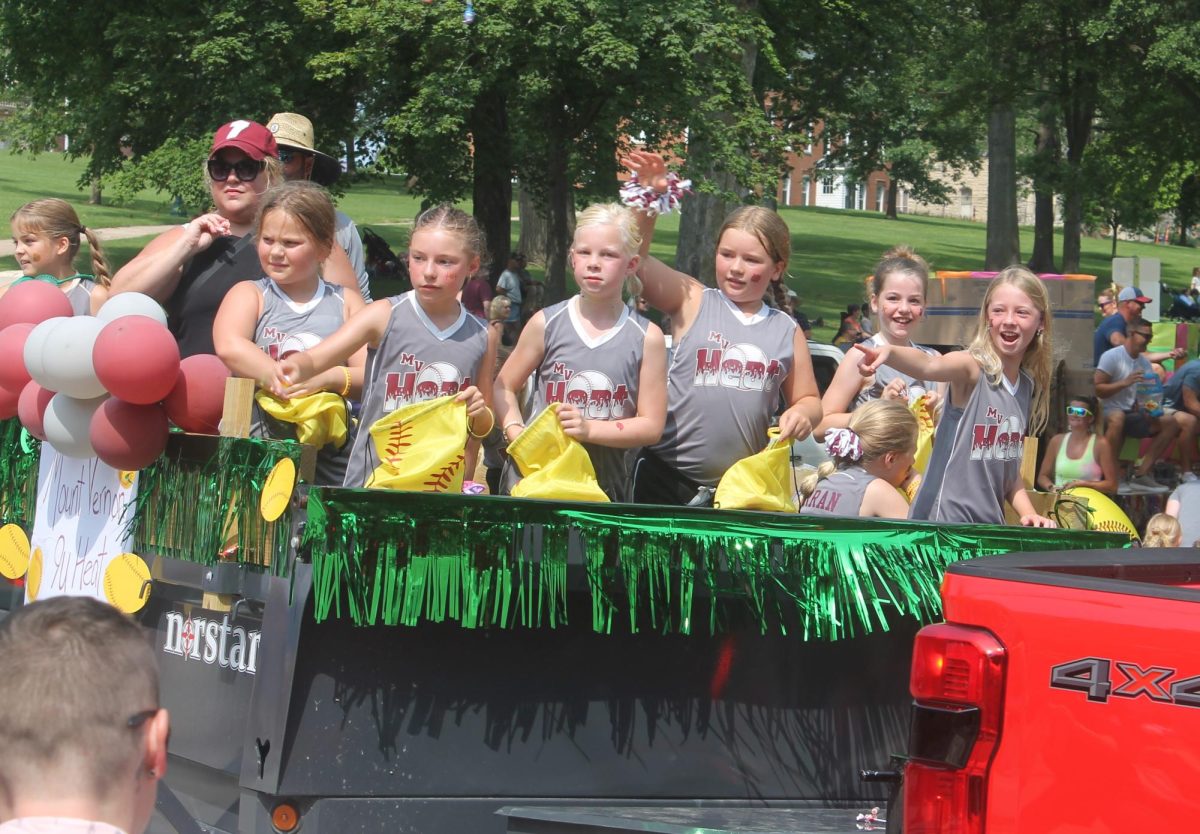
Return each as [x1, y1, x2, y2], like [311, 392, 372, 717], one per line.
[1066, 406, 1092, 418]
[207, 157, 265, 183]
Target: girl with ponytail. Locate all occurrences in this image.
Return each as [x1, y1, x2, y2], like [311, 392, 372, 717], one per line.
[7, 198, 112, 314]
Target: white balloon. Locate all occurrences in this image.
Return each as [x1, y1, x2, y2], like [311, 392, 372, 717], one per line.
[43, 393, 108, 459]
[23, 316, 68, 385]
[39, 316, 108, 398]
[97, 292, 169, 327]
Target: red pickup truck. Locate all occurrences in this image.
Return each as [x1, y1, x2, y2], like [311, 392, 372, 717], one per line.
[903, 548, 1200, 833]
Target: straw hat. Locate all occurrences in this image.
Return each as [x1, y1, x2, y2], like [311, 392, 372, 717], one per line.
[266, 112, 341, 186]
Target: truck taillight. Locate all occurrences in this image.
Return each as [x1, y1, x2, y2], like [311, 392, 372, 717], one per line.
[904, 622, 1006, 834]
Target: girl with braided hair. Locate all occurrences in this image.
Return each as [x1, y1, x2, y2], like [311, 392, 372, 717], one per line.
[797, 399, 918, 519]
[6, 198, 112, 314]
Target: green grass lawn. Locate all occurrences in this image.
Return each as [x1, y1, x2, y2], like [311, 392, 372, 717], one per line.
[5, 151, 1195, 344]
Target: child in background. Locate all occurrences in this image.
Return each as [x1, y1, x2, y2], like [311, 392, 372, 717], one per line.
[798, 399, 918, 519]
[1142, 513, 1183, 548]
[495, 203, 667, 502]
[857, 266, 1056, 527]
[622, 150, 822, 506]
[6, 198, 111, 314]
[818, 246, 941, 438]
[279, 204, 494, 488]
[213, 182, 366, 484]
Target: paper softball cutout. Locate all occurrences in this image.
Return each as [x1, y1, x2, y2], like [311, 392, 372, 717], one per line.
[260, 458, 297, 522]
[103, 553, 152, 614]
[0, 523, 30, 580]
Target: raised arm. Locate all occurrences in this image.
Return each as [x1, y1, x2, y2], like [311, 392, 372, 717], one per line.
[558, 323, 668, 448]
[111, 214, 231, 303]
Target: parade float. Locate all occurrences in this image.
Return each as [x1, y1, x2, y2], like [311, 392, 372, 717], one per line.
[0, 285, 1128, 834]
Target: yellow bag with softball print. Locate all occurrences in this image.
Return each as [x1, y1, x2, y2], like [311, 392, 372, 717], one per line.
[255, 391, 350, 449]
[713, 431, 794, 513]
[367, 395, 468, 493]
[910, 392, 936, 474]
[508, 403, 609, 502]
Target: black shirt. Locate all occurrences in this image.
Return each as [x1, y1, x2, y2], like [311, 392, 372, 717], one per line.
[167, 234, 260, 358]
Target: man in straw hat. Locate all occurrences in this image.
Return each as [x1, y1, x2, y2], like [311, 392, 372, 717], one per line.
[267, 112, 371, 301]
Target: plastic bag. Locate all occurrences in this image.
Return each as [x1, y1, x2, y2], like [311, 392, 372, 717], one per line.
[508, 403, 609, 502]
[713, 431, 794, 512]
[1136, 373, 1164, 417]
[909, 392, 937, 474]
[254, 390, 350, 449]
[366, 395, 469, 492]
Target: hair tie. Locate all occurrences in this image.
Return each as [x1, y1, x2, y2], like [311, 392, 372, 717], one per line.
[824, 428, 863, 462]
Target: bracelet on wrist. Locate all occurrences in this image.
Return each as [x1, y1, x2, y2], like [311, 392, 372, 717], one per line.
[468, 406, 496, 439]
[502, 419, 525, 437]
[339, 366, 352, 398]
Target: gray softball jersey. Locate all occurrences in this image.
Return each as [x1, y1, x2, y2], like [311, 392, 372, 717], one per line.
[852, 334, 939, 409]
[908, 368, 1032, 525]
[649, 288, 796, 487]
[343, 292, 488, 488]
[525, 298, 649, 502]
[66, 278, 97, 315]
[799, 465, 876, 517]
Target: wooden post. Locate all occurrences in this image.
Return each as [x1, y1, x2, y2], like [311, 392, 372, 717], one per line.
[1021, 436, 1039, 491]
[220, 377, 256, 438]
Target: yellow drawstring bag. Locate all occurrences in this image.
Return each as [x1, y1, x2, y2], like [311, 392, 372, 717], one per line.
[508, 403, 609, 502]
[255, 390, 349, 449]
[366, 395, 469, 493]
[713, 430, 794, 512]
[910, 392, 936, 474]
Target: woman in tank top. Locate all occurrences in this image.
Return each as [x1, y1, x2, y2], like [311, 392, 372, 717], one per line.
[1036, 395, 1119, 494]
[797, 400, 918, 519]
[621, 150, 822, 506]
[817, 246, 943, 440]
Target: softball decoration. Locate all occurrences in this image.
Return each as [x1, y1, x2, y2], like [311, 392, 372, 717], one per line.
[1059, 487, 1139, 541]
[119, 470, 138, 490]
[260, 457, 297, 522]
[25, 547, 42, 601]
[0, 523, 30, 580]
[103, 552, 152, 613]
[367, 395, 468, 492]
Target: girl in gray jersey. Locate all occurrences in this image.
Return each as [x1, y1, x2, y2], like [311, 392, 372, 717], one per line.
[798, 399, 918, 519]
[6, 198, 112, 315]
[818, 246, 943, 439]
[621, 151, 822, 505]
[277, 204, 495, 488]
[213, 182, 367, 484]
[495, 204, 667, 502]
[856, 267, 1056, 527]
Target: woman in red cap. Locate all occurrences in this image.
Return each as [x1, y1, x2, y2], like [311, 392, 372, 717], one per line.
[111, 120, 282, 358]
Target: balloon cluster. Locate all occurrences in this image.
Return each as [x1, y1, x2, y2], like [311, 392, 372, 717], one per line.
[0, 283, 230, 470]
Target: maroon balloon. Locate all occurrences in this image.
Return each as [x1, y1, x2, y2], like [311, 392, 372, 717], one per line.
[162, 354, 230, 433]
[0, 281, 74, 331]
[0, 383, 19, 420]
[17, 380, 55, 440]
[92, 315, 181, 405]
[0, 323, 35, 393]
[90, 399, 169, 471]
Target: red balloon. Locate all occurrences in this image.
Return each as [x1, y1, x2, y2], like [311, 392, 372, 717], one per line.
[163, 354, 230, 433]
[17, 380, 55, 440]
[0, 383, 19, 420]
[90, 399, 169, 471]
[0, 323, 35, 393]
[93, 315, 181, 404]
[0, 281, 74, 331]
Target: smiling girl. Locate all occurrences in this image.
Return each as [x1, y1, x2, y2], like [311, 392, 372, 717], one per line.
[817, 246, 942, 438]
[494, 203, 666, 502]
[857, 266, 1055, 526]
[279, 204, 494, 488]
[6, 199, 112, 314]
[621, 151, 822, 506]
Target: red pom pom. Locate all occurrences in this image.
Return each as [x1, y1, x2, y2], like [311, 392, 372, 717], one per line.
[0, 281, 74, 331]
[93, 316, 181, 405]
[90, 399, 169, 471]
[0, 323, 35, 393]
[162, 354, 230, 433]
[17, 380, 55, 440]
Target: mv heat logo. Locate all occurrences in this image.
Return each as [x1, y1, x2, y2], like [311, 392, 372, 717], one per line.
[162, 609, 261, 676]
[693, 332, 782, 392]
[260, 329, 322, 360]
[971, 405, 1025, 462]
[383, 356, 470, 412]
[544, 363, 633, 419]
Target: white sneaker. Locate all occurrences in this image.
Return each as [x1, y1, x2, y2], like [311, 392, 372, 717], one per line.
[1129, 473, 1170, 493]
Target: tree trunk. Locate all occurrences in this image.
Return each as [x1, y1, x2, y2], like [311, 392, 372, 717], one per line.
[344, 135, 357, 175]
[985, 103, 1020, 270]
[469, 90, 513, 280]
[543, 135, 573, 304]
[1060, 74, 1097, 273]
[886, 179, 899, 220]
[89, 176, 102, 206]
[1027, 107, 1059, 273]
[516, 183, 547, 265]
[1111, 220, 1119, 258]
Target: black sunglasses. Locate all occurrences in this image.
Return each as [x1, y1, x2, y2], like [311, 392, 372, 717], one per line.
[277, 148, 310, 165]
[207, 157, 265, 183]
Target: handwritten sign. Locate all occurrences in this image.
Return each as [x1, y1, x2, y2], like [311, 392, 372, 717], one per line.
[27, 446, 138, 605]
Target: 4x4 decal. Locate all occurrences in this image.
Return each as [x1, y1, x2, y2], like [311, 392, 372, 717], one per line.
[1050, 657, 1200, 707]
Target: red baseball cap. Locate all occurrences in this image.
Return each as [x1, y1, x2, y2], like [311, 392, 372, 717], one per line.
[209, 120, 278, 161]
